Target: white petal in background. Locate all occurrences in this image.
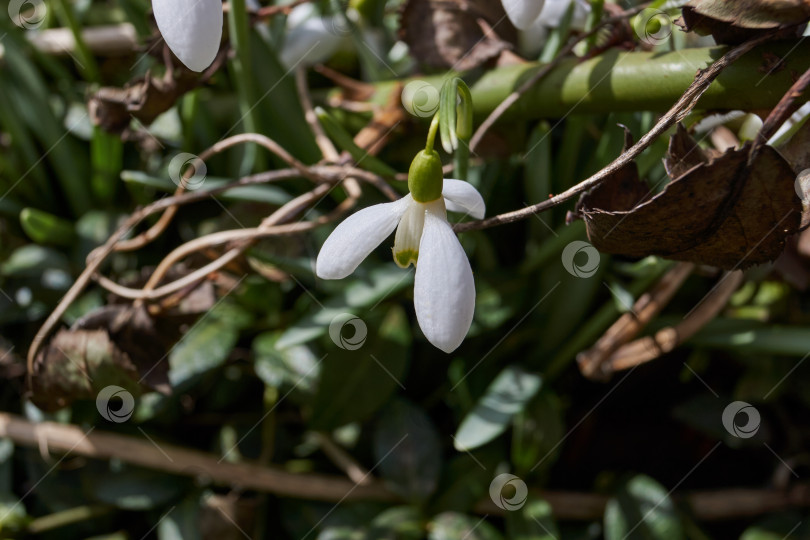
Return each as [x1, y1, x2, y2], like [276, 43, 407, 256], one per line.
[153, 0, 222, 72]
[537, 0, 590, 29]
[501, 0, 545, 30]
[443, 179, 486, 220]
[280, 9, 349, 69]
[316, 197, 410, 280]
[516, 0, 591, 57]
[414, 202, 476, 353]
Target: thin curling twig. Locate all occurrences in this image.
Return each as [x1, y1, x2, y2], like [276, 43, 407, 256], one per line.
[113, 133, 316, 254]
[27, 133, 342, 375]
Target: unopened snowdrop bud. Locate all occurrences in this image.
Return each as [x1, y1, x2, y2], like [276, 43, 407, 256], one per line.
[408, 149, 444, 203]
[153, 0, 223, 72]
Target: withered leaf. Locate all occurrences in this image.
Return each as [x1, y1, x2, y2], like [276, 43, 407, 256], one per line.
[30, 328, 141, 411]
[573, 125, 650, 218]
[685, 0, 810, 28]
[578, 127, 803, 270]
[679, 0, 810, 43]
[664, 123, 711, 179]
[89, 46, 226, 134]
[399, 0, 514, 71]
[30, 305, 172, 411]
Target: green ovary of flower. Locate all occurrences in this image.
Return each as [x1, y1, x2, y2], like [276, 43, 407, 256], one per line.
[408, 149, 444, 203]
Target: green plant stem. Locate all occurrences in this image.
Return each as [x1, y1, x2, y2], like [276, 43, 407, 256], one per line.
[585, 0, 605, 52]
[54, 0, 100, 83]
[453, 141, 469, 180]
[426, 113, 440, 151]
[228, 0, 261, 175]
[360, 42, 810, 119]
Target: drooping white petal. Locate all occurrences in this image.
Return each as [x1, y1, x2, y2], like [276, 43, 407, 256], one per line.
[517, 15, 550, 58]
[393, 200, 426, 268]
[280, 16, 347, 69]
[501, 0, 545, 30]
[442, 179, 486, 220]
[414, 201, 476, 353]
[537, 0, 591, 30]
[316, 196, 410, 280]
[153, 0, 222, 72]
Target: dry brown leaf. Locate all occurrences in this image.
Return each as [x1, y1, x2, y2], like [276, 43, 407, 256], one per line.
[577, 126, 803, 270]
[30, 305, 172, 411]
[399, 0, 514, 70]
[679, 0, 810, 43]
[686, 0, 810, 28]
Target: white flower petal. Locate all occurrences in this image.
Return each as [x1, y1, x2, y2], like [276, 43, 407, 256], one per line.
[537, 0, 590, 29]
[414, 201, 476, 353]
[316, 196, 410, 279]
[517, 16, 550, 58]
[280, 17, 347, 69]
[442, 179, 486, 220]
[393, 200, 426, 268]
[501, 0, 545, 30]
[153, 0, 222, 72]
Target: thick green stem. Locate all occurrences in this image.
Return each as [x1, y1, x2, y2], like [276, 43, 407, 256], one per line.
[228, 0, 262, 174]
[363, 42, 810, 119]
[426, 113, 440, 151]
[454, 142, 469, 180]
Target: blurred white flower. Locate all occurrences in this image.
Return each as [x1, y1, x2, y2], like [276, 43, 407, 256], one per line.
[153, 0, 223, 72]
[316, 179, 484, 353]
[502, 0, 547, 30]
[279, 4, 350, 69]
[503, 0, 592, 57]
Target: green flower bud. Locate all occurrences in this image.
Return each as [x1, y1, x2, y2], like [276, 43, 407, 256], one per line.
[408, 149, 443, 203]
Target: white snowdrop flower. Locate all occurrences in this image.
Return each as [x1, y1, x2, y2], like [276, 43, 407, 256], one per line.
[153, 0, 223, 72]
[316, 150, 485, 353]
[505, 0, 592, 57]
[279, 4, 350, 69]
